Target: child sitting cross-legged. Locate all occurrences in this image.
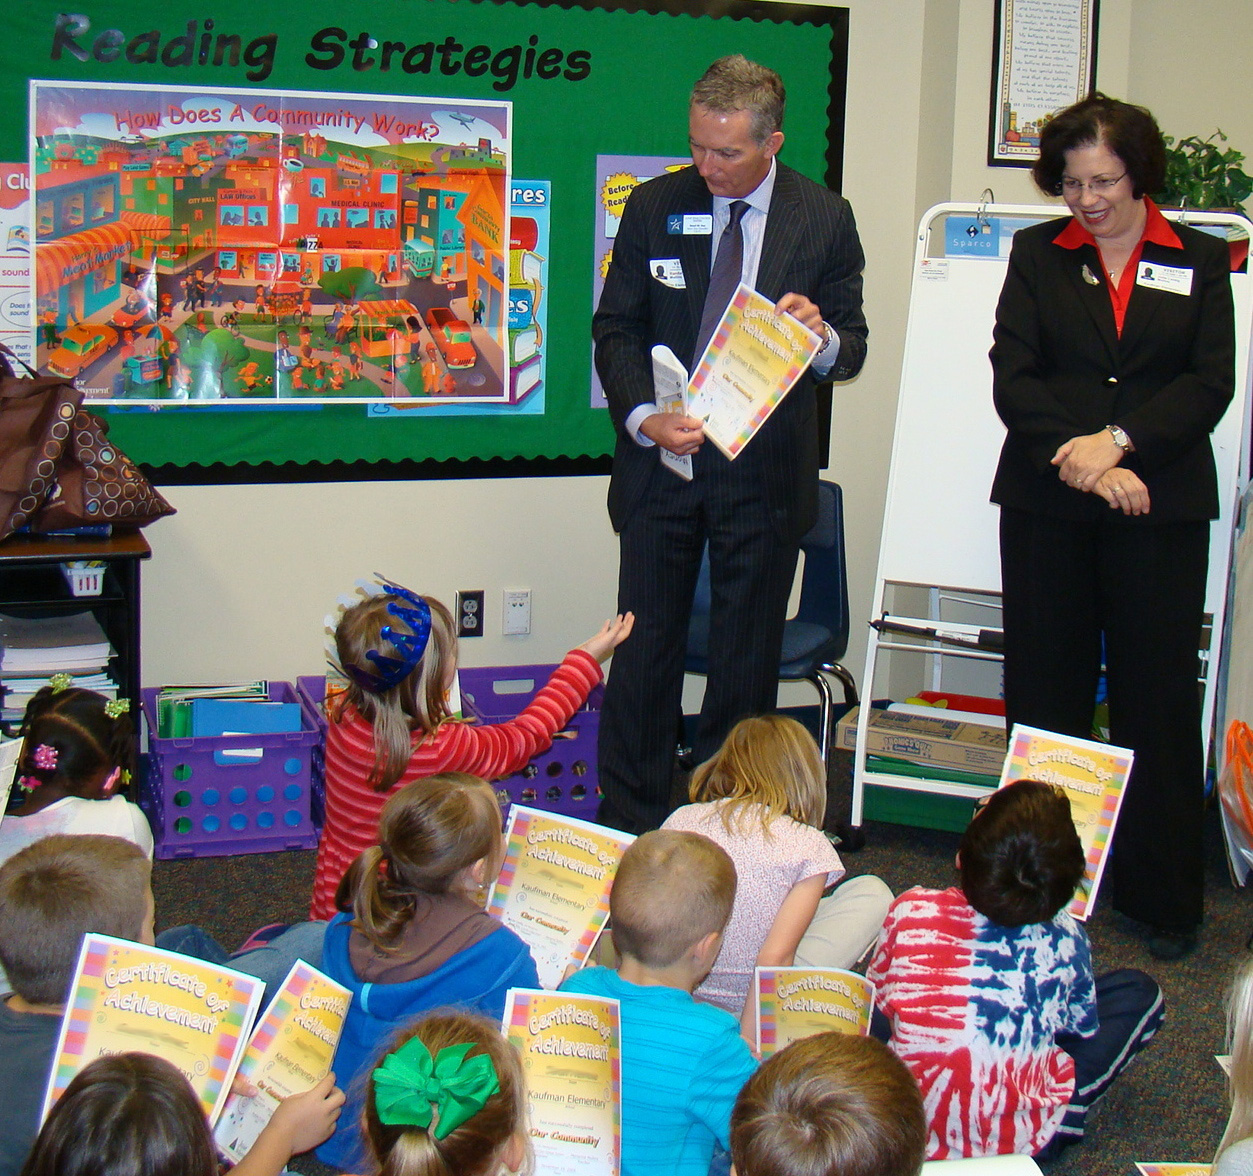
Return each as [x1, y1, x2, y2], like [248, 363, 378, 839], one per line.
[560, 830, 757, 1176]
[867, 779, 1164, 1161]
[730, 1032, 925, 1176]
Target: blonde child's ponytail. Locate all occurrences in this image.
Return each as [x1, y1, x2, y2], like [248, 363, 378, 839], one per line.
[339, 773, 503, 951]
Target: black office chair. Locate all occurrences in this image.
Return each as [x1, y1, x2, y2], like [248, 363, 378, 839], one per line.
[685, 480, 859, 801]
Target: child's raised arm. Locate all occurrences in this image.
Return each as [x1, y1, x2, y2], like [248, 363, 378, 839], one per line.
[578, 612, 635, 663]
[739, 873, 827, 1041]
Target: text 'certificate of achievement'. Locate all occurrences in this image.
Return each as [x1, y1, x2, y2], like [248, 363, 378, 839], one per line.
[43, 934, 262, 1124]
[215, 960, 351, 1163]
[504, 989, 621, 1176]
[999, 724, 1134, 921]
[487, 807, 634, 988]
[688, 284, 822, 461]
[756, 967, 875, 1057]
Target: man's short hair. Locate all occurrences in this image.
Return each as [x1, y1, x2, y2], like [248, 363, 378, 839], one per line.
[959, 779, 1085, 927]
[0, 835, 151, 1005]
[610, 830, 735, 967]
[731, 1033, 925, 1176]
[690, 55, 786, 144]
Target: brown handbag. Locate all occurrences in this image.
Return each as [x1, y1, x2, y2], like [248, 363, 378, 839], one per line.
[0, 344, 174, 540]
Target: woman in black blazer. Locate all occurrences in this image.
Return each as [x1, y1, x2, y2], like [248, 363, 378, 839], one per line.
[990, 94, 1235, 959]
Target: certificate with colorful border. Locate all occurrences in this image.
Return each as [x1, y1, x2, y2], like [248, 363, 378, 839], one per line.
[1134, 1164, 1211, 1176]
[43, 934, 262, 1124]
[214, 960, 350, 1162]
[756, 967, 875, 1057]
[688, 283, 821, 461]
[486, 807, 634, 988]
[999, 724, 1134, 921]
[504, 988, 620, 1176]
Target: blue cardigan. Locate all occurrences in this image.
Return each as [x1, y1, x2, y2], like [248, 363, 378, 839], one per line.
[314, 911, 539, 1171]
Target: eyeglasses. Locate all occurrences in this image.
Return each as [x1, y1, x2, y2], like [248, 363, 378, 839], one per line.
[1059, 173, 1127, 195]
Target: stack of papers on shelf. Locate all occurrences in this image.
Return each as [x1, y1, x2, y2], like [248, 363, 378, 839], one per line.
[0, 612, 118, 723]
[0, 612, 114, 675]
[1, 672, 117, 725]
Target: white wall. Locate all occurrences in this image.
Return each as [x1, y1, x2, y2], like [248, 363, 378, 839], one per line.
[139, 0, 1253, 703]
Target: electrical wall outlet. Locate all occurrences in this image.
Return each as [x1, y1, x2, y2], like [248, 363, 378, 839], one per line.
[502, 588, 531, 636]
[455, 590, 484, 637]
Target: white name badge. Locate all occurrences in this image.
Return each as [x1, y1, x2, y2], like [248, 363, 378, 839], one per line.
[650, 258, 686, 288]
[1136, 262, 1193, 296]
[667, 213, 712, 235]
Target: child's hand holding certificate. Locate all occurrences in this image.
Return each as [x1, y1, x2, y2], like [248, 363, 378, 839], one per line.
[214, 960, 351, 1162]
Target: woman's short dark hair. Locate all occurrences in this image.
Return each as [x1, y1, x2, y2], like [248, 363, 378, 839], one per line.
[19, 1053, 216, 1176]
[958, 779, 1084, 927]
[1032, 92, 1166, 200]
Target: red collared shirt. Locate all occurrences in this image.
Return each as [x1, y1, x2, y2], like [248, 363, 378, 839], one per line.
[1053, 197, 1182, 334]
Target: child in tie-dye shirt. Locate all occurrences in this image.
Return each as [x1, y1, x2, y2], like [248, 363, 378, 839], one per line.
[867, 780, 1163, 1161]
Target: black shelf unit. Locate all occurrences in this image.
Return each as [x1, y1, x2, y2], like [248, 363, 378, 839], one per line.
[0, 532, 151, 728]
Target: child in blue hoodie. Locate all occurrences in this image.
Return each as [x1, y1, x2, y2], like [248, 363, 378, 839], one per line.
[316, 773, 538, 1171]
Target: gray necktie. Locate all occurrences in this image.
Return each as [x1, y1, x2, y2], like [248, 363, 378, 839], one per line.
[694, 200, 748, 362]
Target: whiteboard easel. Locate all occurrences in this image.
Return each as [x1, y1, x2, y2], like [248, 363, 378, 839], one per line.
[852, 202, 1253, 823]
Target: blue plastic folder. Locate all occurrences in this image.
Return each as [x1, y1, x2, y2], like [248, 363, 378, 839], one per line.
[191, 700, 302, 765]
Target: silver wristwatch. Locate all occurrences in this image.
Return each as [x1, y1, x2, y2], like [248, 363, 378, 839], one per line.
[1105, 424, 1133, 452]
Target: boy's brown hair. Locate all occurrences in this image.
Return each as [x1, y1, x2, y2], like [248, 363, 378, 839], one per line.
[958, 779, 1084, 927]
[610, 830, 735, 968]
[730, 1033, 925, 1176]
[0, 834, 151, 1005]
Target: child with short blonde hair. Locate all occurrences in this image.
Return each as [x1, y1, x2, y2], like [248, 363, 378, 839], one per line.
[561, 830, 756, 1176]
[1215, 954, 1253, 1176]
[663, 715, 891, 1036]
[311, 577, 632, 918]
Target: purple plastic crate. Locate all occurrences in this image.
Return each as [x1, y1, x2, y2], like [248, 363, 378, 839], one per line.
[299, 667, 601, 822]
[139, 683, 321, 859]
[458, 663, 602, 821]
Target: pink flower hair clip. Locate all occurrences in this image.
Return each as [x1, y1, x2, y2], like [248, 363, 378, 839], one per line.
[32, 744, 58, 771]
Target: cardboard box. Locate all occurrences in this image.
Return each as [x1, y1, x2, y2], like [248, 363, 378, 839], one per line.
[837, 706, 1008, 773]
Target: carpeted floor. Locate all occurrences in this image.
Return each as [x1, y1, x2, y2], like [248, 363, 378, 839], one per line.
[152, 802, 1252, 1175]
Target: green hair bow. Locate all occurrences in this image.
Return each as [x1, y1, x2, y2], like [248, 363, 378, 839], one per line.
[372, 1036, 501, 1140]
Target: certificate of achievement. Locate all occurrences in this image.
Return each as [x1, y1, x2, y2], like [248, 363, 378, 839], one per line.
[214, 960, 351, 1162]
[504, 989, 621, 1176]
[1134, 1165, 1211, 1176]
[487, 807, 634, 989]
[43, 934, 262, 1124]
[756, 967, 875, 1057]
[998, 724, 1134, 921]
[688, 284, 822, 461]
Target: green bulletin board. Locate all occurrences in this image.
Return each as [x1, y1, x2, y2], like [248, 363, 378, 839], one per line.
[5, 1, 849, 479]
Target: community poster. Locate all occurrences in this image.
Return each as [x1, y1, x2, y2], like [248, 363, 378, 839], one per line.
[43, 933, 262, 1124]
[504, 988, 621, 1176]
[755, 967, 875, 1057]
[999, 724, 1134, 920]
[486, 806, 633, 989]
[215, 960, 351, 1163]
[30, 80, 510, 405]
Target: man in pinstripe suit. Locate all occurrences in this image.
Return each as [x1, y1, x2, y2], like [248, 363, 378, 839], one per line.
[593, 55, 868, 834]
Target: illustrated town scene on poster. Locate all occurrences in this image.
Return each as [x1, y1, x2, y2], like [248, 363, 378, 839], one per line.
[30, 81, 512, 405]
